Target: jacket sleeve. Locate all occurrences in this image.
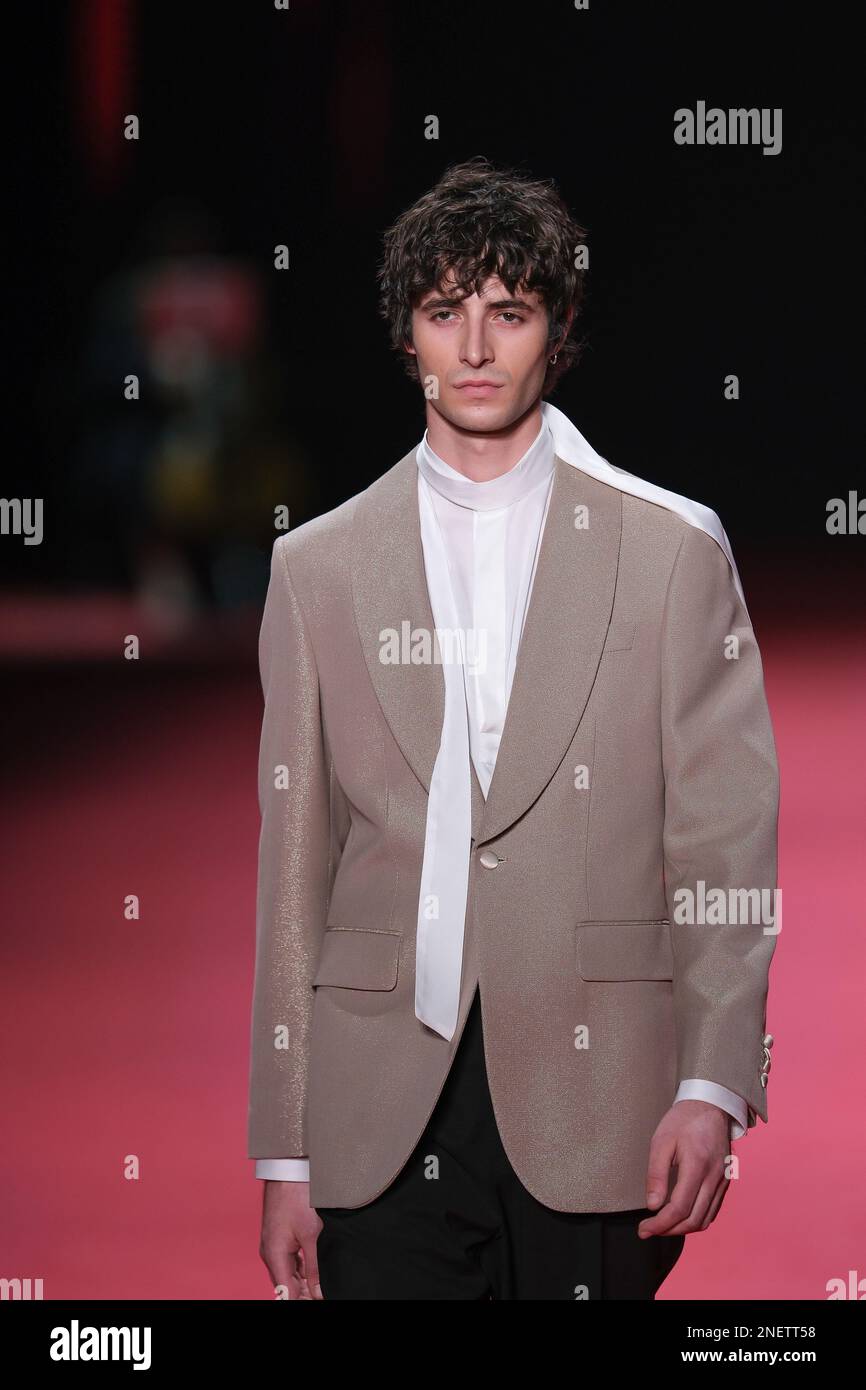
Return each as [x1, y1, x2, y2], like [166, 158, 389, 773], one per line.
[660, 521, 780, 1129]
[247, 535, 332, 1159]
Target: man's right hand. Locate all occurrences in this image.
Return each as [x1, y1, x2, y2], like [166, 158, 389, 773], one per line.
[259, 1180, 324, 1299]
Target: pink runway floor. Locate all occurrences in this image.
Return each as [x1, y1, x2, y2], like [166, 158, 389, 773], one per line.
[1, 594, 863, 1300]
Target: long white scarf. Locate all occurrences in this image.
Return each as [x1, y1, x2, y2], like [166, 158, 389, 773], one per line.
[413, 399, 748, 1040]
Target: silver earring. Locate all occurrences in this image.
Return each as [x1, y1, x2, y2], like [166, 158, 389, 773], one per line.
[549, 353, 558, 365]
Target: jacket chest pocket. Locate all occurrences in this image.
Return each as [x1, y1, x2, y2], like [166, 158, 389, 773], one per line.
[312, 926, 401, 991]
[576, 918, 672, 980]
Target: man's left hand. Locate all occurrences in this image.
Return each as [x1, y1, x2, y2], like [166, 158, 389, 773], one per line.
[638, 1100, 733, 1238]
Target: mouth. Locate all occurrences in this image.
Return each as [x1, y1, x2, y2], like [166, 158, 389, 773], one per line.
[455, 382, 501, 396]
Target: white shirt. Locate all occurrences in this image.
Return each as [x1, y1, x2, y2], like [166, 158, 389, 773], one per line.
[256, 418, 748, 1180]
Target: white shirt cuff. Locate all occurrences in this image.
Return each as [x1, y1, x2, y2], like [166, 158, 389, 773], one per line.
[254, 1157, 311, 1181]
[674, 1078, 749, 1140]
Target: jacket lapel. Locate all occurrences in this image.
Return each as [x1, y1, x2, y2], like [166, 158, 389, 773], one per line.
[475, 457, 622, 846]
[350, 447, 622, 849]
[351, 446, 445, 796]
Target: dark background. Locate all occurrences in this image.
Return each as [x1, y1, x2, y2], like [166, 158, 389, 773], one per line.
[7, 0, 864, 619]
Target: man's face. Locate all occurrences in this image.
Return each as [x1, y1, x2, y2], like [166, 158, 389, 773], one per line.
[407, 271, 558, 433]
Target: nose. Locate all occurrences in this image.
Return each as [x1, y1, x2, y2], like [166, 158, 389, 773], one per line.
[460, 317, 493, 368]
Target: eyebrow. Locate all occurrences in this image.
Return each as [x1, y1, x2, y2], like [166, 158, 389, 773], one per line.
[419, 294, 537, 313]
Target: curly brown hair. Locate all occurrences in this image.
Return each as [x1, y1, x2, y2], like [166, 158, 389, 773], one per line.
[376, 155, 589, 395]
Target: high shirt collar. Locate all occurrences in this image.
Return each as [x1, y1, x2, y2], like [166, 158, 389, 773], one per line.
[416, 415, 555, 512]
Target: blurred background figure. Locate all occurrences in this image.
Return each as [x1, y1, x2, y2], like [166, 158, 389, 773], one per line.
[71, 197, 314, 636]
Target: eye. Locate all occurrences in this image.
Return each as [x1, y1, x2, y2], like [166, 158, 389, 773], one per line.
[498, 312, 524, 324]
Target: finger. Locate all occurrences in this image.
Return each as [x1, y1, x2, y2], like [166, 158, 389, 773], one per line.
[662, 1171, 720, 1235]
[699, 1176, 730, 1231]
[301, 1239, 324, 1300]
[645, 1133, 678, 1210]
[263, 1246, 306, 1300]
[639, 1153, 703, 1237]
[293, 1250, 314, 1301]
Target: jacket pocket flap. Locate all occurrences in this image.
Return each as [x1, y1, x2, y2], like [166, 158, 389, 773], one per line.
[602, 619, 636, 652]
[576, 919, 672, 980]
[312, 927, 401, 991]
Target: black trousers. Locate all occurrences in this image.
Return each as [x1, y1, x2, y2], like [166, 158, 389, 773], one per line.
[315, 985, 685, 1300]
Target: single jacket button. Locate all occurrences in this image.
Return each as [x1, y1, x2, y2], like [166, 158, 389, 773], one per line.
[479, 849, 500, 869]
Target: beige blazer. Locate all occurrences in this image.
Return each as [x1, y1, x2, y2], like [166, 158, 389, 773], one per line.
[247, 447, 780, 1212]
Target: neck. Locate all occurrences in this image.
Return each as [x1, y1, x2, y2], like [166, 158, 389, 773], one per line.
[423, 399, 544, 482]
